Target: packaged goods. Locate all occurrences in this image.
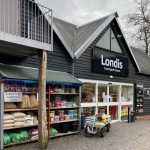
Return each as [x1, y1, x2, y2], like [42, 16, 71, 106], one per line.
[3, 124, 14, 128]
[24, 115, 33, 125]
[18, 95, 30, 108]
[50, 111, 55, 117]
[54, 116, 59, 122]
[4, 120, 14, 124]
[3, 132, 10, 145]
[64, 115, 70, 120]
[30, 95, 38, 108]
[68, 110, 75, 116]
[14, 122, 24, 127]
[69, 115, 74, 120]
[59, 115, 64, 121]
[4, 114, 14, 120]
[4, 102, 17, 109]
[11, 112, 26, 118]
[59, 110, 64, 116]
[50, 117, 55, 122]
[14, 118, 24, 122]
[29, 129, 38, 135]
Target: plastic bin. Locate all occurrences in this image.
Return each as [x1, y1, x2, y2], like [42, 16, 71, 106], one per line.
[60, 123, 69, 133]
[69, 123, 78, 131]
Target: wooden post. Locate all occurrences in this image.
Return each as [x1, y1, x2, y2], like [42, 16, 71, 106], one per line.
[38, 50, 48, 149]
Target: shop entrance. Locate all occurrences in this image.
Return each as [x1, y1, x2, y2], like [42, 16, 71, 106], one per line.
[81, 79, 134, 122]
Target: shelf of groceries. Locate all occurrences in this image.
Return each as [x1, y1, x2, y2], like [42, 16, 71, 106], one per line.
[3, 83, 80, 146]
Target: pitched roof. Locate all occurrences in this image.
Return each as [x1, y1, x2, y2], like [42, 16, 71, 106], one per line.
[35, 0, 118, 58]
[130, 47, 150, 75]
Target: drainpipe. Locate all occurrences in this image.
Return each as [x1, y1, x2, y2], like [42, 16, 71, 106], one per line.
[71, 58, 75, 76]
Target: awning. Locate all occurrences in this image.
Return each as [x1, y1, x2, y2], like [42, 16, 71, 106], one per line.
[0, 63, 81, 86]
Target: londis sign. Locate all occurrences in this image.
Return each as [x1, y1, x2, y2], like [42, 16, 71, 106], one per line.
[92, 50, 128, 77]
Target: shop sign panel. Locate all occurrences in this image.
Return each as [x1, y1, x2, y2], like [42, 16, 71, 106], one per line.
[4, 92, 22, 102]
[92, 49, 129, 77]
[143, 88, 150, 99]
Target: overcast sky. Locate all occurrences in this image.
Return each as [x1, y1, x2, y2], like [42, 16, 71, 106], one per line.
[38, 0, 137, 45]
[39, 0, 136, 27]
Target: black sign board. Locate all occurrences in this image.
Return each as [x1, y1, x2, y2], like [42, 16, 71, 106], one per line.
[92, 49, 129, 77]
[135, 84, 144, 113]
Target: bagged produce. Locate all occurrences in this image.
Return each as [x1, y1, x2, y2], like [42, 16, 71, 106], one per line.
[9, 132, 22, 144]
[30, 95, 38, 108]
[14, 118, 24, 122]
[11, 112, 26, 118]
[14, 122, 24, 127]
[50, 128, 58, 136]
[4, 114, 14, 120]
[18, 95, 31, 108]
[18, 130, 29, 141]
[3, 132, 10, 145]
[3, 123, 14, 128]
[4, 120, 14, 124]
[4, 102, 17, 109]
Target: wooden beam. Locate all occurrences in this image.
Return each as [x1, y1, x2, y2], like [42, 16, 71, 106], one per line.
[38, 50, 48, 149]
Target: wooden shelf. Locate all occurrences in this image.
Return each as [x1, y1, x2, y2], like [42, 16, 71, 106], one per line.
[4, 124, 38, 130]
[48, 93, 79, 95]
[50, 119, 79, 124]
[50, 107, 79, 110]
[4, 108, 38, 112]
[4, 132, 78, 147]
[22, 92, 38, 94]
[51, 131, 78, 138]
[4, 139, 38, 147]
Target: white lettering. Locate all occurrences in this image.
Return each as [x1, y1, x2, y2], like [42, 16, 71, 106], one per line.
[101, 55, 123, 69]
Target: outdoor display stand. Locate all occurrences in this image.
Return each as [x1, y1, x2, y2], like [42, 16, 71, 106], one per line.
[0, 64, 81, 149]
[47, 83, 81, 140]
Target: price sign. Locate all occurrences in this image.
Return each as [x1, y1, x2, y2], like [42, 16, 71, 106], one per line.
[4, 92, 22, 102]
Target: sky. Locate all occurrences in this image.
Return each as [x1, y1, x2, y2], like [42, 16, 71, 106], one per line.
[38, 0, 137, 45]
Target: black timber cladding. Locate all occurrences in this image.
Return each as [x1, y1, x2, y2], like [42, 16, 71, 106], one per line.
[74, 19, 150, 115]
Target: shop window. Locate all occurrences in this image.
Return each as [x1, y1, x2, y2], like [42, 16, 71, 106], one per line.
[96, 27, 123, 54]
[121, 105, 132, 121]
[98, 84, 107, 102]
[121, 86, 133, 102]
[81, 83, 96, 103]
[109, 105, 118, 120]
[109, 85, 119, 102]
[98, 106, 107, 114]
[81, 107, 95, 117]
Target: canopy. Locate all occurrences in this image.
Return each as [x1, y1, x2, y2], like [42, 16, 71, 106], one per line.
[0, 63, 81, 86]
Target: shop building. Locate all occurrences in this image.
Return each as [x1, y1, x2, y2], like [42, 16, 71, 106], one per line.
[17, 8, 150, 122]
[1, 0, 150, 149]
[1, 1, 149, 121]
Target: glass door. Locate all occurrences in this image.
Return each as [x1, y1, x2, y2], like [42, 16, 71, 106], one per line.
[108, 85, 120, 121]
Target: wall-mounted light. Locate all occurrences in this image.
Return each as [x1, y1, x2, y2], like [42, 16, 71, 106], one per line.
[110, 75, 114, 79]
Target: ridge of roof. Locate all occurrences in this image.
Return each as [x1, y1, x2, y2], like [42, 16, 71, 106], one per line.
[76, 12, 118, 29]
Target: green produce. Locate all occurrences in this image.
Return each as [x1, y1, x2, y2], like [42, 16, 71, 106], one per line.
[50, 128, 58, 136]
[3, 132, 10, 145]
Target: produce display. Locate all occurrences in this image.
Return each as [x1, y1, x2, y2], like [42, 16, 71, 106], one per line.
[4, 112, 38, 129]
[3, 129, 30, 145]
[50, 128, 58, 136]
